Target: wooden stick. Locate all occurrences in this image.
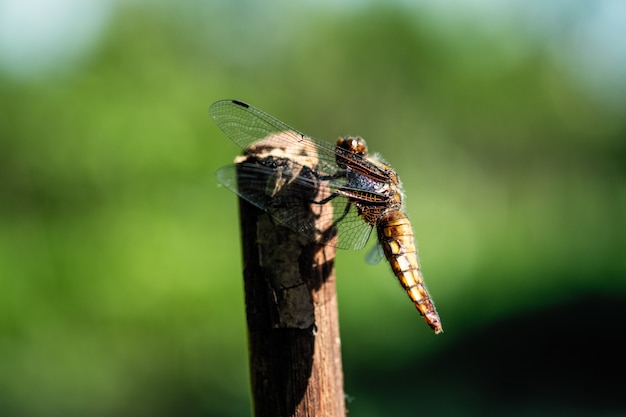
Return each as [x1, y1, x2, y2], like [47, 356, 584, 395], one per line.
[239, 198, 345, 417]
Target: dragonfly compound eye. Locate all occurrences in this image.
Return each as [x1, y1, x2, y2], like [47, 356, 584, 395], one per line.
[336, 136, 368, 156]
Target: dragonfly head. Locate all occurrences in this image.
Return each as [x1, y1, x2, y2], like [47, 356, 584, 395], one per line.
[336, 136, 368, 156]
[335, 136, 368, 169]
[336, 136, 367, 169]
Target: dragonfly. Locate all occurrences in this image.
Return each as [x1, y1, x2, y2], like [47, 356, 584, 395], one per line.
[210, 99, 442, 334]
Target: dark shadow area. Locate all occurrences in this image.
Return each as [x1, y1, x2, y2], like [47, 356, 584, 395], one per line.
[348, 292, 626, 416]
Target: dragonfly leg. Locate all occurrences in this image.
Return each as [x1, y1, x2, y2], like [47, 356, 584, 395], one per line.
[311, 187, 352, 224]
[332, 201, 352, 224]
[313, 192, 339, 205]
[316, 172, 345, 182]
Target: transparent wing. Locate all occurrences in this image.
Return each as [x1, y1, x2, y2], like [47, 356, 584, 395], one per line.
[216, 161, 374, 251]
[365, 242, 385, 265]
[210, 99, 341, 176]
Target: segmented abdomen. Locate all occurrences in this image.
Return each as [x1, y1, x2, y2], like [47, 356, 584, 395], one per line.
[377, 211, 443, 334]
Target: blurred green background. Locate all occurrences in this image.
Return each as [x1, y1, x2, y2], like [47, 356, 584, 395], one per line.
[1, 1, 625, 416]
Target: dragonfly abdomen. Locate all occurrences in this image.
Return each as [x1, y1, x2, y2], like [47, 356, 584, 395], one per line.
[377, 211, 443, 334]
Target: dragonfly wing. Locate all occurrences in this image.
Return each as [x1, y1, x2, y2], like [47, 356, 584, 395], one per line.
[327, 196, 373, 251]
[216, 164, 274, 212]
[217, 162, 373, 251]
[215, 159, 338, 248]
[365, 242, 385, 265]
[210, 100, 341, 176]
[210, 100, 302, 148]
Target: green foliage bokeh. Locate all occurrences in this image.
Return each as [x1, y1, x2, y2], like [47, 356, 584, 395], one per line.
[1, 2, 625, 416]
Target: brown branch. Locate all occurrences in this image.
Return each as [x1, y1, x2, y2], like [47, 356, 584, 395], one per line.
[239, 197, 346, 417]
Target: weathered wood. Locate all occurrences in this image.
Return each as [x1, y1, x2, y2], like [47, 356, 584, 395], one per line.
[239, 197, 345, 417]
